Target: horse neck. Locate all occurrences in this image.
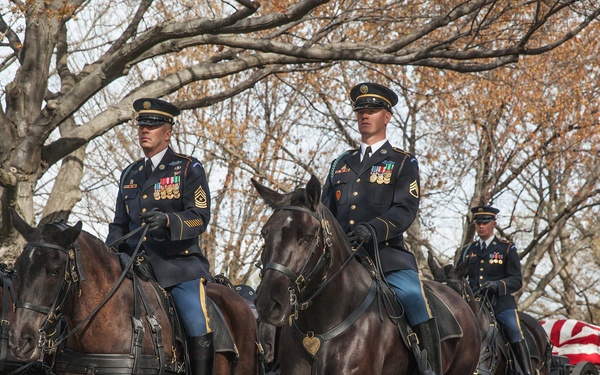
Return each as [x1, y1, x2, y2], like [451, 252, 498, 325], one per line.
[66, 235, 131, 350]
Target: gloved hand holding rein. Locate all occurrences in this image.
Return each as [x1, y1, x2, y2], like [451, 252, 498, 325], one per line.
[140, 211, 169, 232]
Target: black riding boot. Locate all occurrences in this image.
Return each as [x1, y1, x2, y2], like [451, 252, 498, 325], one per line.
[188, 332, 214, 375]
[512, 339, 533, 375]
[414, 318, 443, 375]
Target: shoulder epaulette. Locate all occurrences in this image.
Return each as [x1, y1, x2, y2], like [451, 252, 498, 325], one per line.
[119, 158, 143, 196]
[392, 147, 412, 156]
[173, 152, 194, 162]
[328, 149, 356, 181]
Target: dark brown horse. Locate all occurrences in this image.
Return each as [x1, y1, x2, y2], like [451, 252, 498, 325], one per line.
[0, 264, 51, 375]
[251, 175, 481, 375]
[8, 210, 259, 375]
[427, 253, 551, 375]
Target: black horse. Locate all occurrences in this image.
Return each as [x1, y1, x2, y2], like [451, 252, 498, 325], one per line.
[427, 252, 552, 375]
[8, 209, 260, 375]
[252, 175, 481, 375]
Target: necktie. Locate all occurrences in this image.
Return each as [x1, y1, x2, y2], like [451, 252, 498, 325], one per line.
[481, 241, 487, 252]
[144, 159, 153, 179]
[362, 146, 372, 165]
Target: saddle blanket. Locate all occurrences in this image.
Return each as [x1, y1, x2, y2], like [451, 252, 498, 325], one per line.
[541, 319, 600, 365]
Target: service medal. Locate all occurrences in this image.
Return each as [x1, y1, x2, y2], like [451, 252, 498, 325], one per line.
[370, 172, 377, 183]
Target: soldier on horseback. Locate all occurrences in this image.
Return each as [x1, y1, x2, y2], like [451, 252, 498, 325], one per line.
[106, 98, 214, 375]
[322, 82, 442, 375]
[458, 205, 533, 375]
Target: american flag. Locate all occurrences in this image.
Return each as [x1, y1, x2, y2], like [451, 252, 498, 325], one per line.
[541, 319, 600, 365]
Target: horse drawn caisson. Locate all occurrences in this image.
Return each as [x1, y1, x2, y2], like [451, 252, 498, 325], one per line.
[550, 356, 599, 375]
[544, 319, 600, 375]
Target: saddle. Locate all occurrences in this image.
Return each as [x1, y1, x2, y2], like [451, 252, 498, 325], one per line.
[357, 254, 463, 342]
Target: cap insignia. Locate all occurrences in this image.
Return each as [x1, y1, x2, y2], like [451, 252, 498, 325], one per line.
[360, 85, 369, 94]
[143, 101, 152, 110]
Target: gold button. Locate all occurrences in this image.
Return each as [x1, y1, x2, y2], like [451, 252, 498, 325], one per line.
[479, 276, 484, 279]
[351, 205, 356, 210]
[142, 194, 147, 199]
[141, 208, 147, 213]
[480, 268, 484, 271]
[480, 260, 484, 263]
[349, 220, 355, 225]
[125, 195, 128, 199]
[385, 242, 389, 246]
[143, 236, 147, 241]
[353, 192, 358, 196]
[356, 178, 361, 183]
[336, 180, 341, 184]
[185, 250, 189, 254]
[141, 222, 146, 226]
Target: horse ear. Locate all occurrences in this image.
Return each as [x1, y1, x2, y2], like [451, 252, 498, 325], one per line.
[456, 259, 469, 278]
[305, 175, 322, 211]
[62, 221, 83, 246]
[427, 251, 442, 277]
[9, 207, 37, 242]
[251, 178, 282, 208]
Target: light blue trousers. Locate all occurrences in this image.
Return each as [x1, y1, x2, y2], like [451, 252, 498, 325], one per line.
[385, 269, 432, 326]
[169, 278, 209, 337]
[496, 309, 525, 344]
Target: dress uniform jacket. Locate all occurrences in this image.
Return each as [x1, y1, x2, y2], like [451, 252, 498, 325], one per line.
[322, 141, 420, 273]
[458, 235, 522, 314]
[106, 147, 211, 288]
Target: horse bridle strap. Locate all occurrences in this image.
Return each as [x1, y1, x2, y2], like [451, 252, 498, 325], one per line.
[1, 266, 17, 371]
[265, 205, 332, 297]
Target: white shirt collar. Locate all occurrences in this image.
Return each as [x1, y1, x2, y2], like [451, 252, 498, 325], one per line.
[361, 139, 387, 158]
[145, 147, 168, 171]
[480, 237, 493, 248]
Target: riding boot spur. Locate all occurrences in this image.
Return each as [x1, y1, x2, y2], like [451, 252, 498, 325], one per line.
[414, 318, 443, 375]
[512, 339, 533, 375]
[188, 332, 214, 375]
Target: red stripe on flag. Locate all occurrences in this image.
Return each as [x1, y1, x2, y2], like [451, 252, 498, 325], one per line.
[542, 319, 600, 365]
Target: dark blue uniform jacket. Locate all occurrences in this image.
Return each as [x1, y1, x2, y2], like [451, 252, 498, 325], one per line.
[322, 141, 420, 273]
[106, 147, 211, 288]
[458, 235, 522, 314]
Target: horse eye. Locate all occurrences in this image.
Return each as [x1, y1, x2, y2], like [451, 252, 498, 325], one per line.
[300, 235, 313, 245]
[48, 268, 61, 277]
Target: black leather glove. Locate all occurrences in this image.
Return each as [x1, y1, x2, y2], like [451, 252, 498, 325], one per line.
[139, 211, 168, 232]
[482, 280, 498, 294]
[348, 224, 372, 244]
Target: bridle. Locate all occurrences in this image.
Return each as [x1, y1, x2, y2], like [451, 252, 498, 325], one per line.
[259, 205, 367, 314]
[16, 237, 85, 355]
[258, 204, 378, 374]
[260, 205, 334, 312]
[15, 223, 147, 356]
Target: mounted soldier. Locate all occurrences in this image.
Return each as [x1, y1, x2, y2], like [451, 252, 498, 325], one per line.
[322, 82, 442, 375]
[457, 205, 533, 375]
[106, 98, 214, 375]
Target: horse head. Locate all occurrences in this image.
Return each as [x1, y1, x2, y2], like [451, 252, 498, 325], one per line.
[251, 175, 350, 327]
[427, 251, 470, 298]
[8, 208, 82, 361]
